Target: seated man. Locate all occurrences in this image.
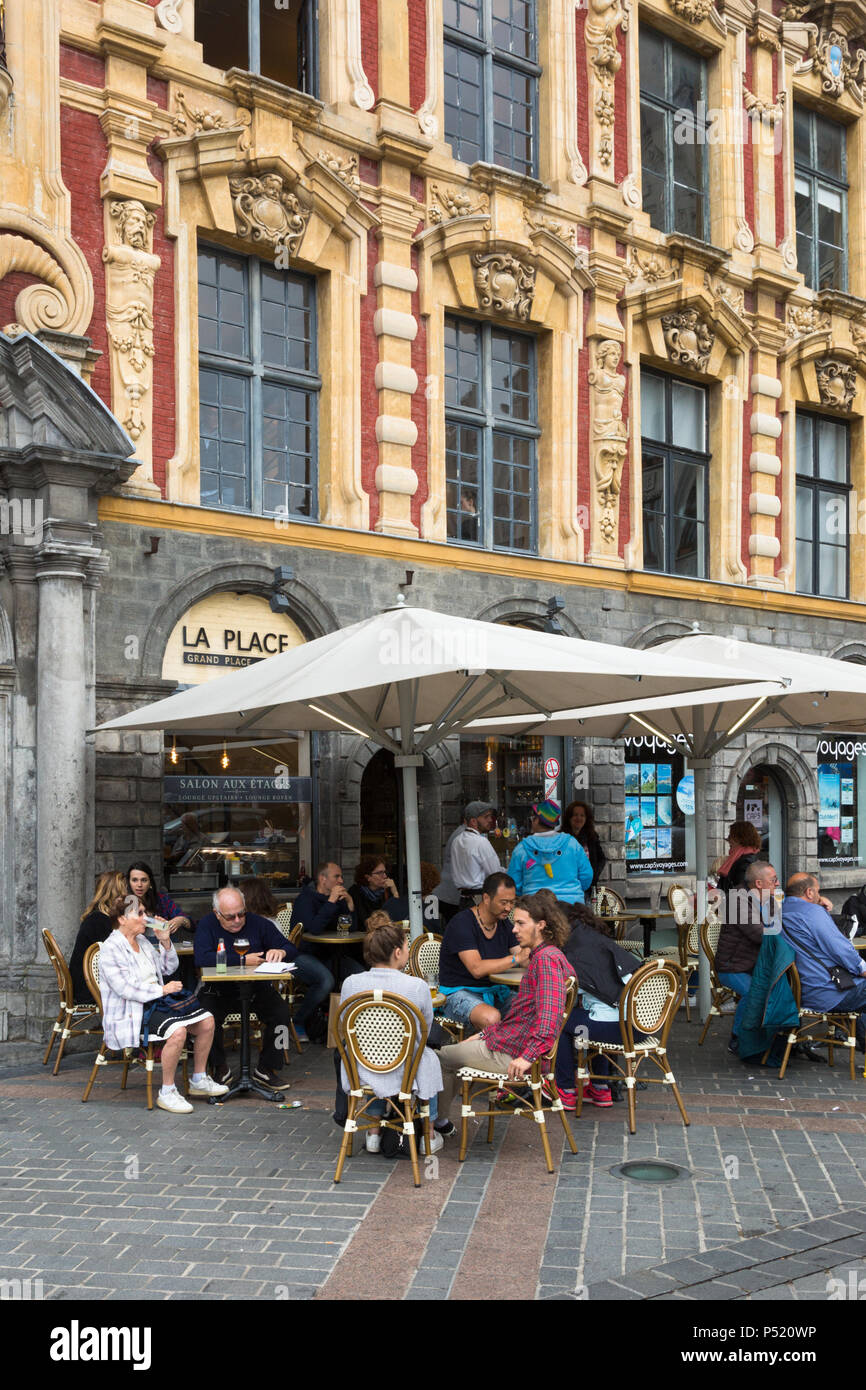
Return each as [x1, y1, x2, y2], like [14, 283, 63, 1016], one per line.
[194, 886, 295, 1090]
[293, 861, 365, 983]
[715, 859, 779, 1054]
[782, 872, 866, 1049]
[437, 893, 571, 1120]
[438, 872, 524, 1032]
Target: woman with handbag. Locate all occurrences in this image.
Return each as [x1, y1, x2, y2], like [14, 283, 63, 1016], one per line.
[98, 896, 228, 1114]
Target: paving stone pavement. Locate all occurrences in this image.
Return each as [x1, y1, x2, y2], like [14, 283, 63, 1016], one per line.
[3, 1018, 866, 1300]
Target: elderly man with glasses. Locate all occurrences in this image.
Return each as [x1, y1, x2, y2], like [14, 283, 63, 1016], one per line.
[194, 886, 296, 1090]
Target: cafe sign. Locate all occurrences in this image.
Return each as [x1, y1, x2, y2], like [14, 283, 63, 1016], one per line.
[162, 593, 306, 685]
[164, 775, 313, 804]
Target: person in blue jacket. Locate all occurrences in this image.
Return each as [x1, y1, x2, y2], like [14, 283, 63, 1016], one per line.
[782, 873, 866, 1047]
[507, 800, 593, 904]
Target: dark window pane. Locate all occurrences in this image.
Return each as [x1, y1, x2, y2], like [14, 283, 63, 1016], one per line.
[640, 102, 667, 177]
[819, 542, 847, 597]
[794, 106, 811, 164]
[815, 113, 845, 181]
[670, 46, 702, 111]
[639, 28, 666, 100]
[196, 0, 250, 73]
[673, 183, 703, 239]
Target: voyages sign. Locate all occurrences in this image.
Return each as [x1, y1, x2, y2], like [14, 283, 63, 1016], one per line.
[162, 593, 306, 685]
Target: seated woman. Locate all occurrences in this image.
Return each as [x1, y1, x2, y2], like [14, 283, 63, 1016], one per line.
[553, 901, 640, 1110]
[347, 856, 400, 930]
[239, 877, 335, 1045]
[70, 871, 129, 1003]
[97, 895, 228, 1113]
[338, 916, 451, 1155]
[127, 861, 191, 934]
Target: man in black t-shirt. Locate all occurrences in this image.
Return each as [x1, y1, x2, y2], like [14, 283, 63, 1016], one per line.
[439, 871, 527, 1032]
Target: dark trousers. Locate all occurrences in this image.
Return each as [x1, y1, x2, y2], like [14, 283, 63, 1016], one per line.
[555, 1006, 650, 1090]
[200, 984, 292, 1071]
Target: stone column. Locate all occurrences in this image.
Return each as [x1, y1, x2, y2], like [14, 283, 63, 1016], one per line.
[35, 544, 93, 957]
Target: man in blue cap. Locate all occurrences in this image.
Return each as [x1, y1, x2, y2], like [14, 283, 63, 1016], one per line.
[507, 800, 593, 904]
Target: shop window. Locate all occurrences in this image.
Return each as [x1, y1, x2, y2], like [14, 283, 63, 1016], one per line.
[445, 316, 539, 553]
[196, 0, 318, 96]
[623, 739, 689, 875]
[163, 734, 313, 901]
[641, 369, 709, 578]
[198, 245, 320, 519]
[816, 736, 866, 868]
[639, 27, 708, 240]
[794, 105, 847, 292]
[443, 0, 539, 175]
[795, 412, 849, 598]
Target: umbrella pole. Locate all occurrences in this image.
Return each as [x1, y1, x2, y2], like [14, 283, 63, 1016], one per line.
[691, 757, 712, 1022]
[396, 755, 425, 941]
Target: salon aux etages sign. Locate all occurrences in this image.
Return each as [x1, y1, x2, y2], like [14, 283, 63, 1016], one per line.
[162, 593, 306, 686]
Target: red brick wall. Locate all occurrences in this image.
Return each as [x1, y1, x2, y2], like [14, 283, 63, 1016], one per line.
[614, 28, 628, 184]
[147, 75, 168, 109]
[408, 0, 426, 113]
[147, 148, 175, 496]
[0, 273, 41, 328]
[60, 106, 111, 410]
[743, 45, 755, 242]
[59, 44, 105, 86]
[362, 233, 380, 527]
[360, 0, 379, 104]
[576, 10, 589, 172]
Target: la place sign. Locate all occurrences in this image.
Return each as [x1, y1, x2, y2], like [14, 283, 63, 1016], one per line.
[162, 592, 306, 685]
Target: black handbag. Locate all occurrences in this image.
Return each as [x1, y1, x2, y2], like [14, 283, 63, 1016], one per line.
[785, 930, 857, 994]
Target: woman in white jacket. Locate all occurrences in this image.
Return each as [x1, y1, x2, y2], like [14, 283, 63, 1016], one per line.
[98, 897, 227, 1113]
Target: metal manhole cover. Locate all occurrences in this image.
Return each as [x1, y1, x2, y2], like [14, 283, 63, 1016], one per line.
[611, 1159, 689, 1183]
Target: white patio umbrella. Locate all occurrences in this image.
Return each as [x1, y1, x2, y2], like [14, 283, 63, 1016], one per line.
[467, 632, 866, 1013]
[97, 602, 781, 940]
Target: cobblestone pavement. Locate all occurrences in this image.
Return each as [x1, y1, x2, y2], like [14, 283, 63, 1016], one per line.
[3, 1019, 866, 1301]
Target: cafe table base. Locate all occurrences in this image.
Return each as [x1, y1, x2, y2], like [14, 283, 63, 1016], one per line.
[199, 966, 291, 1103]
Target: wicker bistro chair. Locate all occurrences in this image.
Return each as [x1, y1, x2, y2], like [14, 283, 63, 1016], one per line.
[81, 943, 189, 1110]
[41, 929, 102, 1074]
[407, 931, 466, 1041]
[697, 918, 739, 1045]
[575, 960, 690, 1135]
[270, 917, 304, 1055]
[455, 977, 579, 1175]
[333, 990, 433, 1187]
[763, 963, 858, 1080]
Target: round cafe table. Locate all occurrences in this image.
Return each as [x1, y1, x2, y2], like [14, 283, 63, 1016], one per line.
[488, 967, 526, 987]
[300, 931, 366, 946]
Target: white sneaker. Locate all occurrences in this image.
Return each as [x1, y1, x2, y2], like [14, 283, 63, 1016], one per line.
[365, 1131, 381, 1153]
[721, 999, 738, 1015]
[156, 1088, 194, 1114]
[421, 1131, 443, 1156]
[188, 1076, 229, 1098]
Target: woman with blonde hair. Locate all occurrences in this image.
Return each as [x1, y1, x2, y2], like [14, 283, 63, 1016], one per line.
[69, 870, 129, 1003]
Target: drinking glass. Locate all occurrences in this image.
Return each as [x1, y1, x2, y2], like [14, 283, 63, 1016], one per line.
[337, 914, 352, 936]
[235, 937, 250, 965]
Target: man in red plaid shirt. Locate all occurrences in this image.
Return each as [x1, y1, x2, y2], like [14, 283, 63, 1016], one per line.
[437, 893, 572, 1117]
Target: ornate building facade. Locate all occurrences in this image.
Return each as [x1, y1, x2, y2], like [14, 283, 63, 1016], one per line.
[3, 0, 866, 1046]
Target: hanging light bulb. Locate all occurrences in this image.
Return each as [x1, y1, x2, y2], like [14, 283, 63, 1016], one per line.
[485, 757, 493, 773]
[221, 741, 230, 770]
[169, 736, 178, 766]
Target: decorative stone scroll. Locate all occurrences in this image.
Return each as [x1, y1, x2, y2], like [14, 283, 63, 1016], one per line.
[524, 210, 578, 251]
[588, 339, 628, 553]
[624, 247, 680, 285]
[102, 200, 160, 453]
[155, 0, 185, 33]
[230, 174, 310, 260]
[661, 309, 715, 371]
[785, 303, 831, 341]
[816, 358, 857, 409]
[473, 252, 535, 320]
[807, 28, 866, 100]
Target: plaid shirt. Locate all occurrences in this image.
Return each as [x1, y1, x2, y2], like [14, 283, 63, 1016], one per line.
[481, 943, 570, 1062]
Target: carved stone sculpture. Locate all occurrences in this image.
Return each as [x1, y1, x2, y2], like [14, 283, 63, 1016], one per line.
[171, 91, 229, 135]
[807, 28, 866, 100]
[661, 309, 715, 371]
[316, 149, 361, 194]
[667, 0, 712, 21]
[155, 0, 185, 33]
[624, 247, 680, 285]
[230, 173, 310, 260]
[102, 200, 160, 465]
[473, 252, 535, 320]
[524, 210, 577, 250]
[816, 358, 857, 410]
[588, 340, 629, 555]
[428, 184, 489, 224]
[785, 303, 831, 341]
[585, 0, 629, 171]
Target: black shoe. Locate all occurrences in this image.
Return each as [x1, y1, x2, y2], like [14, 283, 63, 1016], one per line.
[794, 1043, 827, 1064]
[609, 1081, 625, 1103]
[434, 1119, 456, 1137]
[213, 1065, 232, 1086]
[727, 1036, 739, 1055]
[253, 1065, 292, 1091]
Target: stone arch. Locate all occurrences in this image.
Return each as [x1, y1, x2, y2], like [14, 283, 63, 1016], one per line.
[722, 738, 817, 875]
[626, 618, 697, 650]
[140, 562, 339, 678]
[474, 596, 585, 638]
[828, 640, 866, 664]
[336, 733, 460, 868]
